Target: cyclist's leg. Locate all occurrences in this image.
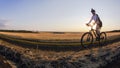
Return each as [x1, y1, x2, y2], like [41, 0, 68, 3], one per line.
[96, 25, 101, 40]
[96, 29, 100, 37]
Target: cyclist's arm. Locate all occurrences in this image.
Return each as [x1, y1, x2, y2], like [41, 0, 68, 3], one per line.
[88, 16, 93, 24]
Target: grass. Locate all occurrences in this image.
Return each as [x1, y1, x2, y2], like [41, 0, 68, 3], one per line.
[0, 32, 119, 41]
[0, 32, 120, 65]
[0, 32, 120, 51]
[0, 32, 83, 40]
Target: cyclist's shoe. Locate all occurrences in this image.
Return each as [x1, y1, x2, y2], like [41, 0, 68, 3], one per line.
[96, 37, 100, 41]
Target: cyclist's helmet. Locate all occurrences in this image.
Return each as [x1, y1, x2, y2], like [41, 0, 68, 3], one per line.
[91, 8, 95, 12]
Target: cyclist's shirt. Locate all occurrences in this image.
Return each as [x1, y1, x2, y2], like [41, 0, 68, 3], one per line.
[88, 14, 102, 30]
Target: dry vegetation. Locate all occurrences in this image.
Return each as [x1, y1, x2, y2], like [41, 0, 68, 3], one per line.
[0, 37, 120, 68]
[0, 31, 120, 68]
[0, 32, 120, 40]
[0, 32, 83, 40]
[0, 55, 13, 68]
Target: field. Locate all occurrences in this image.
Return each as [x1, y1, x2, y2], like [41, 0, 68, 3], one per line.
[0, 32, 120, 40]
[0, 31, 120, 68]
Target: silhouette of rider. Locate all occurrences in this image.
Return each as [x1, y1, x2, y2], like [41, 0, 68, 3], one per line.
[86, 8, 102, 40]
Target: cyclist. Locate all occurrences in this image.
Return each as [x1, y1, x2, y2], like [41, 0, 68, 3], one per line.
[86, 8, 102, 40]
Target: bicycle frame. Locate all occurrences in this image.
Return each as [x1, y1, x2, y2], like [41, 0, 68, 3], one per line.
[89, 26, 98, 38]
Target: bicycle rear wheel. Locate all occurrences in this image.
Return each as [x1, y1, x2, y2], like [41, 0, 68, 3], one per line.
[100, 32, 107, 45]
[81, 32, 93, 48]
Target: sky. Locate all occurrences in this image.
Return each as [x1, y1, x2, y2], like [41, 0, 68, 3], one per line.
[0, 0, 119, 32]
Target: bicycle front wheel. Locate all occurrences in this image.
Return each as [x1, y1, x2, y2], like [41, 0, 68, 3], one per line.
[81, 32, 93, 48]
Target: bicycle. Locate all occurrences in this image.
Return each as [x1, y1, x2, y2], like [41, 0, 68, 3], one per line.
[81, 24, 107, 48]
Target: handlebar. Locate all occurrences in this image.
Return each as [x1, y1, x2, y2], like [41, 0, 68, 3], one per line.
[86, 23, 94, 30]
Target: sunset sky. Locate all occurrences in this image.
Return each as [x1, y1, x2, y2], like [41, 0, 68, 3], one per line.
[0, 0, 119, 32]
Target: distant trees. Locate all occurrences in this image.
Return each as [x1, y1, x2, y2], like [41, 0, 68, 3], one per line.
[107, 30, 120, 33]
[110, 30, 120, 32]
[0, 30, 38, 33]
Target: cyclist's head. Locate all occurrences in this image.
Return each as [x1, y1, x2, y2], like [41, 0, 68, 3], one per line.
[91, 8, 96, 14]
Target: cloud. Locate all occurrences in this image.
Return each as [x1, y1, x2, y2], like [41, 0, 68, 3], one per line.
[0, 19, 9, 27]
